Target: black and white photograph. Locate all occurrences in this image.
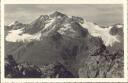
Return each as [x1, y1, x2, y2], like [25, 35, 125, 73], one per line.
[1, 0, 128, 82]
[4, 4, 124, 78]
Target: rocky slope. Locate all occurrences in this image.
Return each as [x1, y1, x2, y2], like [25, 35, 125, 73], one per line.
[5, 11, 124, 78]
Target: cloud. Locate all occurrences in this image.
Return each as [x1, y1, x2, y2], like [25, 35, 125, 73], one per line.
[5, 4, 123, 26]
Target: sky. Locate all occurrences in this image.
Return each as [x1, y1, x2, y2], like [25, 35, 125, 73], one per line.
[4, 4, 123, 26]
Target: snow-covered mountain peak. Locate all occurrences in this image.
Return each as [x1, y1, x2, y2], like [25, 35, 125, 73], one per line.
[113, 24, 123, 28]
[8, 21, 22, 26]
[81, 20, 121, 46]
[5, 11, 123, 47]
[49, 11, 67, 18]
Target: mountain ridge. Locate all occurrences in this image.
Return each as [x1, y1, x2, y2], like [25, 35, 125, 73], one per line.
[5, 11, 124, 78]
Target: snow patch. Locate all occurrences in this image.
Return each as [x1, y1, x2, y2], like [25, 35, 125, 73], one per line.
[81, 20, 120, 46]
[8, 21, 16, 26]
[58, 23, 75, 35]
[8, 21, 21, 26]
[115, 24, 123, 28]
[6, 29, 41, 42]
[43, 18, 56, 30]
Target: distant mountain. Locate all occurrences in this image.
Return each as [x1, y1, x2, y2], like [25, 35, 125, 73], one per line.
[5, 11, 124, 78]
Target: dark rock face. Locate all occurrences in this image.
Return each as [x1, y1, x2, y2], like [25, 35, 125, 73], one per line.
[5, 55, 74, 78]
[40, 62, 74, 78]
[5, 11, 124, 78]
[49, 11, 68, 18]
[109, 25, 123, 36]
[78, 50, 123, 78]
